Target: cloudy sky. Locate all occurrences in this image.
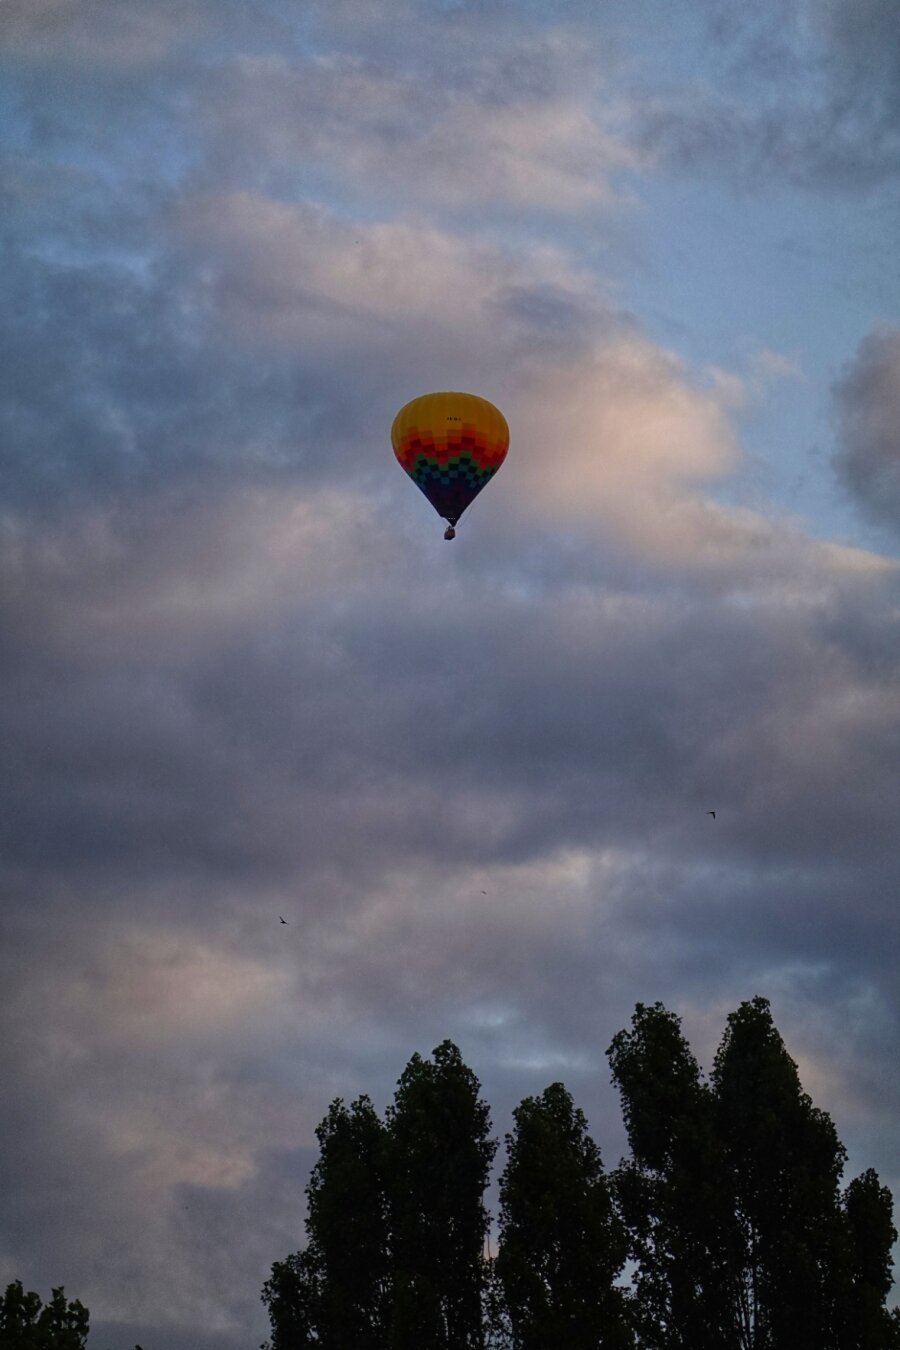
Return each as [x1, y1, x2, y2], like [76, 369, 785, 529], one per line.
[2, 0, 899, 1345]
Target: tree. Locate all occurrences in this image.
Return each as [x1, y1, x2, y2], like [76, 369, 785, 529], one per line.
[386, 1039, 496, 1349]
[260, 1249, 319, 1349]
[496, 1081, 632, 1349]
[261, 1094, 389, 1348]
[482, 1256, 514, 1350]
[261, 1015, 899, 1348]
[608, 1003, 740, 1348]
[834, 1167, 899, 1350]
[609, 995, 899, 1350]
[0, 1281, 89, 1350]
[306, 1094, 390, 1348]
[712, 996, 847, 1348]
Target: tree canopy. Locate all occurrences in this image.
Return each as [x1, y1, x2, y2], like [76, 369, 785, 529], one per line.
[496, 1081, 632, 1349]
[0, 1283, 89, 1350]
[263, 1040, 497, 1349]
[264, 1003, 898, 1350]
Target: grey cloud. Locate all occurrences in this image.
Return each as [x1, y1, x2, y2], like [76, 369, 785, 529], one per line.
[189, 49, 630, 219]
[0, 908, 320, 1344]
[2, 0, 630, 220]
[833, 326, 900, 532]
[636, 96, 900, 193]
[489, 282, 629, 361]
[818, 0, 900, 124]
[0, 212, 380, 521]
[634, 0, 900, 191]
[0, 0, 284, 68]
[4, 495, 899, 901]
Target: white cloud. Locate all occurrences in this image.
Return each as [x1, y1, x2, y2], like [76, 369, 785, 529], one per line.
[748, 347, 804, 384]
[174, 190, 574, 349]
[0, 484, 401, 668]
[509, 339, 738, 518]
[193, 21, 639, 213]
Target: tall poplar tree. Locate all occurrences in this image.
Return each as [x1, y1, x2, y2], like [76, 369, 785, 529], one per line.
[386, 1039, 496, 1349]
[261, 1094, 389, 1348]
[608, 1003, 740, 1348]
[712, 996, 847, 1348]
[261, 1011, 898, 1348]
[496, 1082, 633, 1349]
[834, 1168, 900, 1349]
[610, 996, 899, 1349]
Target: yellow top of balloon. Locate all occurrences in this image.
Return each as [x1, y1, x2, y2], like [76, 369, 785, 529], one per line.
[391, 392, 509, 453]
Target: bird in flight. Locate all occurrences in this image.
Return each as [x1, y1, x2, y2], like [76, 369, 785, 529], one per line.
[279, 916, 288, 924]
[707, 810, 716, 819]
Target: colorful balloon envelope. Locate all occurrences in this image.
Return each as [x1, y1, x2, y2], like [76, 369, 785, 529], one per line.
[392, 392, 509, 538]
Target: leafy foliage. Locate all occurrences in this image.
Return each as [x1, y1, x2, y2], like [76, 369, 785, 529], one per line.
[608, 1003, 740, 1348]
[609, 996, 899, 1349]
[496, 1082, 632, 1349]
[386, 1039, 497, 1349]
[0, 1282, 89, 1350]
[835, 1168, 900, 1349]
[261, 1095, 389, 1348]
[262, 1040, 496, 1349]
[711, 996, 848, 1348]
[260, 1247, 320, 1348]
[262, 1007, 899, 1350]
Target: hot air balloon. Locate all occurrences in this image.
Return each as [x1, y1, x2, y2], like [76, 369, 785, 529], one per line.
[392, 392, 509, 539]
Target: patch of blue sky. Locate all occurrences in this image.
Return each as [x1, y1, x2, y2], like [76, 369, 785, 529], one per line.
[1, 71, 198, 196]
[610, 172, 899, 543]
[619, 175, 895, 373]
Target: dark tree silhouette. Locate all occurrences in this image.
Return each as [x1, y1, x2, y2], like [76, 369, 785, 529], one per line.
[261, 1095, 389, 1348]
[262, 1008, 898, 1349]
[834, 1168, 900, 1349]
[609, 996, 899, 1349]
[261, 1249, 318, 1348]
[0, 1281, 89, 1349]
[261, 1042, 495, 1349]
[386, 1040, 497, 1350]
[711, 995, 848, 1348]
[496, 1081, 632, 1349]
[309, 1095, 390, 1347]
[608, 1002, 740, 1348]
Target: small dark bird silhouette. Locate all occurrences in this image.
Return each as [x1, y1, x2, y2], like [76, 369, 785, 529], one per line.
[707, 810, 716, 819]
[481, 891, 487, 894]
[279, 916, 288, 924]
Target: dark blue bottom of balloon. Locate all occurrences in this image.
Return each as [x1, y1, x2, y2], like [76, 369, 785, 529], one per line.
[410, 454, 497, 524]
